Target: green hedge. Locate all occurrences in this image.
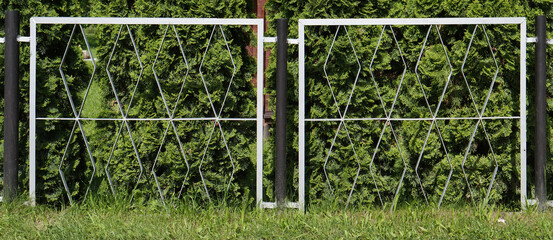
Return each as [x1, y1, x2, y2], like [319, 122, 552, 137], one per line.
[1, 0, 260, 205]
[84, 0, 258, 204]
[1, 0, 553, 208]
[0, 0, 92, 204]
[263, 0, 553, 208]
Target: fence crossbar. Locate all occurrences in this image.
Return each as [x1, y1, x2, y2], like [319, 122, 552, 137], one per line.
[300, 18, 526, 26]
[31, 17, 262, 25]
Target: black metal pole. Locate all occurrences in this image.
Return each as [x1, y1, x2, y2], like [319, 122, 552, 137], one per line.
[275, 18, 288, 207]
[3, 10, 20, 201]
[535, 15, 547, 210]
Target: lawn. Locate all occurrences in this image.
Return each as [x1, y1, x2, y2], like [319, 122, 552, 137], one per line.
[0, 198, 552, 239]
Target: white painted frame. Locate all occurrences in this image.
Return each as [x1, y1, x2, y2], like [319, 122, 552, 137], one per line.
[297, 18, 527, 209]
[29, 17, 264, 206]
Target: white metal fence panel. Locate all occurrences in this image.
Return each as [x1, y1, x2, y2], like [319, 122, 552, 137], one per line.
[29, 17, 265, 205]
[298, 18, 527, 209]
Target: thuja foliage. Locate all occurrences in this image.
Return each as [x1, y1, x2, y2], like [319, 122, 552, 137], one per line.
[264, 0, 553, 207]
[0, 0, 92, 204]
[1, 0, 553, 208]
[83, 0, 258, 204]
[1, 0, 259, 205]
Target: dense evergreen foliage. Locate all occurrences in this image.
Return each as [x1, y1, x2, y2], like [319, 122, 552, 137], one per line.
[84, 0, 258, 204]
[1, 0, 259, 205]
[0, 0, 552, 208]
[263, 0, 553, 207]
[0, 0, 92, 204]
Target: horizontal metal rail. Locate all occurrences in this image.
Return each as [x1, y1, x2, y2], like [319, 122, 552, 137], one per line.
[31, 17, 263, 25]
[0, 36, 46, 43]
[36, 117, 257, 121]
[305, 116, 521, 122]
[263, 37, 299, 44]
[300, 18, 526, 26]
[526, 37, 553, 44]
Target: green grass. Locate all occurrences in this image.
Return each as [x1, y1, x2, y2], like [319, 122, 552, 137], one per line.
[80, 79, 105, 118]
[83, 25, 98, 59]
[78, 77, 107, 135]
[1, 198, 552, 239]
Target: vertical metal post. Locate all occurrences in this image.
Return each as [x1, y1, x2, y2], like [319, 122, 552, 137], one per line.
[256, 19, 264, 208]
[29, 18, 37, 206]
[3, 10, 19, 201]
[520, 19, 528, 209]
[298, 21, 305, 211]
[535, 15, 547, 210]
[275, 18, 288, 207]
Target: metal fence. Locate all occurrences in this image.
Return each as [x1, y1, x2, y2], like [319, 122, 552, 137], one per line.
[28, 17, 265, 206]
[298, 18, 527, 209]
[1, 16, 552, 209]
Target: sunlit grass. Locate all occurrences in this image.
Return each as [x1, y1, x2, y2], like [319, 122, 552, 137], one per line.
[1, 197, 552, 239]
